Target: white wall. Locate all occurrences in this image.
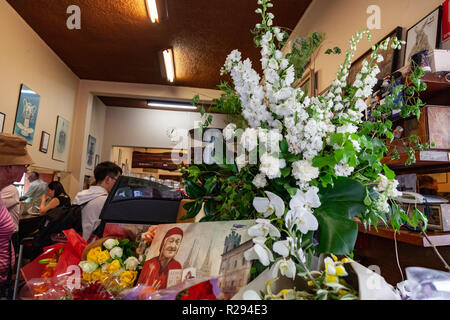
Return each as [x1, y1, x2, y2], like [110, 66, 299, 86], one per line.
[286, 0, 444, 93]
[85, 96, 107, 176]
[102, 106, 227, 160]
[0, 0, 79, 172]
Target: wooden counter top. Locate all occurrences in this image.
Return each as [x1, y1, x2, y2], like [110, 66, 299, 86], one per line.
[358, 223, 450, 247]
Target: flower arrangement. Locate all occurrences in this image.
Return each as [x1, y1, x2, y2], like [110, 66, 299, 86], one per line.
[78, 238, 143, 291]
[180, 0, 429, 300]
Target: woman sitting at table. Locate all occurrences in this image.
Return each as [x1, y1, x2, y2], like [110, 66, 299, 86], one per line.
[39, 181, 71, 215]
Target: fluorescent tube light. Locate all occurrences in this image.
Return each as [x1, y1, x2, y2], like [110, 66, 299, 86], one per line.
[146, 0, 159, 23]
[147, 100, 197, 110]
[162, 48, 175, 82]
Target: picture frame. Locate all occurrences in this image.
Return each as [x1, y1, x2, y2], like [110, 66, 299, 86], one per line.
[13, 84, 40, 145]
[39, 131, 50, 153]
[347, 27, 403, 86]
[296, 68, 315, 97]
[404, 7, 442, 66]
[0, 112, 5, 133]
[86, 135, 97, 170]
[52, 116, 71, 162]
[95, 154, 100, 167]
[136, 220, 256, 299]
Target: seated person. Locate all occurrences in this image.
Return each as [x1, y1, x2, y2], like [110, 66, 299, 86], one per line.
[39, 181, 71, 215]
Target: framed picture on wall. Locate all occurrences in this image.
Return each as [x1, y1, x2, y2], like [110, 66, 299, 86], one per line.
[404, 7, 442, 66]
[0, 112, 5, 133]
[95, 154, 100, 167]
[347, 27, 403, 86]
[13, 84, 40, 145]
[86, 135, 97, 170]
[39, 131, 50, 153]
[52, 116, 71, 162]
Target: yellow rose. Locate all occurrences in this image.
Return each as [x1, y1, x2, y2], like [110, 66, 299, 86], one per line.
[82, 272, 92, 282]
[91, 269, 108, 283]
[87, 247, 102, 263]
[106, 260, 121, 275]
[119, 270, 138, 287]
[97, 250, 111, 265]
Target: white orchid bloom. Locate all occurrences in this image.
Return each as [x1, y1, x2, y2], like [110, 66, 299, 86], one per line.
[289, 187, 321, 211]
[272, 258, 297, 279]
[324, 255, 349, 287]
[248, 219, 281, 238]
[244, 236, 274, 266]
[273, 239, 290, 257]
[285, 206, 319, 234]
[252, 191, 285, 218]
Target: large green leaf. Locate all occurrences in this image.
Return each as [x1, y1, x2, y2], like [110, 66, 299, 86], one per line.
[204, 176, 218, 195]
[315, 177, 366, 254]
[315, 209, 358, 255]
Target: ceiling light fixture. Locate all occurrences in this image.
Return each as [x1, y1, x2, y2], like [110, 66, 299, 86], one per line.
[146, 0, 159, 23]
[147, 100, 197, 110]
[160, 48, 175, 83]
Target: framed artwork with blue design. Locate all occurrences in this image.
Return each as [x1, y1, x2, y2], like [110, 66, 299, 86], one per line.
[52, 116, 71, 162]
[13, 84, 40, 145]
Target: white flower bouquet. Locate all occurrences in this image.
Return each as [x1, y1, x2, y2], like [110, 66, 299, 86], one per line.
[180, 0, 429, 300]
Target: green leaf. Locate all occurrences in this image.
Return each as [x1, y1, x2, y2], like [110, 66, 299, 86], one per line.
[281, 167, 291, 178]
[383, 164, 395, 180]
[312, 155, 335, 168]
[204, 199, 216, 217]
[280, 139, 289, 154]
[204, 176, 218, 194]
[181, 200, 203, 220]
[315, 177, 366, 255]
[184, 180, 206, 199]
[315, 209, 359, 255]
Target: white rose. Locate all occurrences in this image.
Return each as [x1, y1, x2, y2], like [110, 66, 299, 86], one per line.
[252, 173, 267, 189]
[124, 256, 140, 271]
[103, 238, 119, 250]
[109, 247, 123, 259]
[79, 261, 98, 274]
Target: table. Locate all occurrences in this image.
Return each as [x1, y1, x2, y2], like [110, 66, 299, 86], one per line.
[354, 223, 450, 285]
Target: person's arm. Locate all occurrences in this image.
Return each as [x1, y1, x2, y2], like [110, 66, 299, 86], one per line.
[39, 196, 60, 215]
[20, 183, 37, 201]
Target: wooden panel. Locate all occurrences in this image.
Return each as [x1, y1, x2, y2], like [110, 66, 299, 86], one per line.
[132, 150, 187, 170]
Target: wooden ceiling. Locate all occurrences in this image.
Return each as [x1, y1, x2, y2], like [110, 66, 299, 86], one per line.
[7, 0, 311, 89]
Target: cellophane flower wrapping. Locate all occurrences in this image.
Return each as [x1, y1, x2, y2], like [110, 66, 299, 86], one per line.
[120, 277, 220, 300]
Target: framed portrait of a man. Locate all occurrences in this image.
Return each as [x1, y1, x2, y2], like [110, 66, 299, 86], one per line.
[52, 116, 71, 162]
[136, 220, 256, 299]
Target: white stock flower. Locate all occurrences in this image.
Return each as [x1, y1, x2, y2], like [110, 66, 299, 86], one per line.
[292, 160, 319, 183]
[240, 128, 259, 151]
[79, 261, 98, 274]
[259, 154, 286, 179]
[252, 173, 267, 189]
[252, 191, 285, 218]
[103, 238, 119, 250]
[248, 219, 281, 238]
[244, 237, 274, 266]
[375, 174, 402, 198]
[223, 123, 237, 141]
[272, 258, 297, 279]
[235, 153, 248, 171]
[124, 256, 140, 271]
[334, 161, 354, 177]
[109, 247, 123, 259]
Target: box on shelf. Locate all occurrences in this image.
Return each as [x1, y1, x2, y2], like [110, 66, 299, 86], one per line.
[428, 50, 450, 73]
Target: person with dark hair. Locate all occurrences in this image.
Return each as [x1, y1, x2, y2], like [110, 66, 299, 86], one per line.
[20, 171, 47, 205]
[39, 181, 71, 215]
[73, 161, 122, 241]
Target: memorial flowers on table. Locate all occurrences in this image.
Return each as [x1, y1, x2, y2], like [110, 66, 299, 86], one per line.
[78, 238, 143, 290]
[181, 0, 429, 300]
